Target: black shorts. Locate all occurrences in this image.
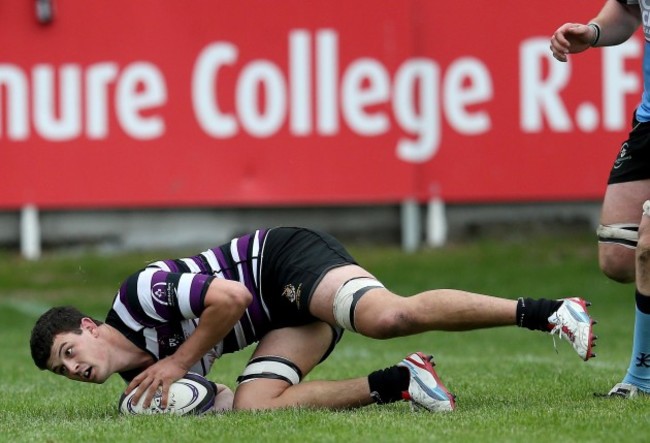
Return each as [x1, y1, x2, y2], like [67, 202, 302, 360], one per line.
[259, 227, 357, 357]
[608, 113, 650, 184]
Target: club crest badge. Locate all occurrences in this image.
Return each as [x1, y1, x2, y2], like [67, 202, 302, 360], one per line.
[282, 283, 302, 307]
[613, 142, 631, 169]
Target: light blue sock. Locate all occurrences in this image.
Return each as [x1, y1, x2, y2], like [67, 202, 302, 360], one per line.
[622, 307, 650, 392]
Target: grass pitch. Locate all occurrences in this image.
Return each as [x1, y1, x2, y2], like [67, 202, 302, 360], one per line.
[0, 232, 646, 442]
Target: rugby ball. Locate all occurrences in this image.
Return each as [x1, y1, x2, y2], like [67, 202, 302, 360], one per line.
[118, 373, 216, 415]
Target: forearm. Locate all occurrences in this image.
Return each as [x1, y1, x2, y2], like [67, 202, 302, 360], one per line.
[171, 280, 252, 370]
[591, 0, 641, 46]
[171, 303, 245, 370]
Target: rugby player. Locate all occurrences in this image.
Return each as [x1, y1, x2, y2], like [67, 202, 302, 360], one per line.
[550, 0, 650, 397]
[31, 227, 596, 412]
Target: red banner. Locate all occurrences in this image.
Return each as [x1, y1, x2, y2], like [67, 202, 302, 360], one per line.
[0, 0, 641, 208]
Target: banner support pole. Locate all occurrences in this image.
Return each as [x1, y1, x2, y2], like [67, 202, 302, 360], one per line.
[401, 199, 421, 253]
[21, 204, 41, 260]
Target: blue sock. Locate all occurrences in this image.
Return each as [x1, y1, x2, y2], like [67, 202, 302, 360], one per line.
[622, 292, 650, 391]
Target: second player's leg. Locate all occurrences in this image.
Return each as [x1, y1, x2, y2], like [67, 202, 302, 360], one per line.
[608, 199, 650, 397]
[637, 201, 650, 291]
[598, 180, 650, 283]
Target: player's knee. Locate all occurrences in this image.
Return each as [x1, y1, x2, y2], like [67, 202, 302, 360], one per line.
[233, 393, 270, 411]
[233, 394, 261, 410]
[361, 308, 412, 339]
[599, 254, 635, 283]
[233, 355, 302, 410]
[637, 201, 650, 268]
[638, 248, 650, 269]
[233, 386, 286, 411]
[638, 230, 650, 268]
[598, 243, 635, 283]
[596, 222, 637, 283]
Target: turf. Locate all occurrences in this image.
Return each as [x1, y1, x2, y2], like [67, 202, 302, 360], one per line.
[0, 232, 646, 442]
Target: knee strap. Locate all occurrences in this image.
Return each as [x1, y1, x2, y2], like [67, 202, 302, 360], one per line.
[332, 277, 384, 332]
[597, 223, 639, 249]
[237, 356, 303, 385]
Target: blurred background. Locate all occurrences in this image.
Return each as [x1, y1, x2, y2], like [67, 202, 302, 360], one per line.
[0, 0, 638, 257]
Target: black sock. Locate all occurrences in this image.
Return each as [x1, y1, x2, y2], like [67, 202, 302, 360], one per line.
[367, 366, 410, 404]
[516, 297, 563, 331]
[636, 290, 650, 314]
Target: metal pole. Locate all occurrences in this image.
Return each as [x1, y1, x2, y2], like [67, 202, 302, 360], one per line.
[401, 199, 421, 253]
[21, 205, 41, 260]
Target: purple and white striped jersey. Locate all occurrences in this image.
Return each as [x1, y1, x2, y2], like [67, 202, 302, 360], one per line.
[105, 229, 272, 380]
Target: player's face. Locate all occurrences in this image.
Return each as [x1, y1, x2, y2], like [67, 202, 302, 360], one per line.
[47, 323, 110, 384]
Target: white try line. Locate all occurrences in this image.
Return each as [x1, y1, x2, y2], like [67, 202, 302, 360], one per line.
[0, 298, 51, 318]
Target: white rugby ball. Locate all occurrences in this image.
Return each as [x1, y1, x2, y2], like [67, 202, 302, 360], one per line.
[119, 373, 216, 415]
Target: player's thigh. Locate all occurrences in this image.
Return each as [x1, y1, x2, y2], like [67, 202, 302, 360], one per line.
[600, 180, 650, 224]
[308, 264, 409, 338]
[308, 264, 379, 323]
[234, 322, 336, 406]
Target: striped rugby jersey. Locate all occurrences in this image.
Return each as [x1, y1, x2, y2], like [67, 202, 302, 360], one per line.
[105, 229, 271, 380]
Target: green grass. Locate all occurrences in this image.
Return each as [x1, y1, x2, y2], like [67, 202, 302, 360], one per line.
[0, 232, 645, 442]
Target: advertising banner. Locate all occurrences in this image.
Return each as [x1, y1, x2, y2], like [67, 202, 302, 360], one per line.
[0, 1, 641, 208]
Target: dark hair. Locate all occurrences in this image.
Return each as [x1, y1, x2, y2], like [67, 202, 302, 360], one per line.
[29, 306, 103, 370]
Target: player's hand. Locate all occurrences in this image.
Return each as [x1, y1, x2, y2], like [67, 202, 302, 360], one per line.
[550, 23, 595, 62]
[125, 356, 188, 410]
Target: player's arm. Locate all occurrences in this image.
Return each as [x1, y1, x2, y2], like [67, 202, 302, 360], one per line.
[590, 0, 641, 47]
[167, 278, 252, 373]
[125, 278, 252, 408]
[551, 0, 641, 62]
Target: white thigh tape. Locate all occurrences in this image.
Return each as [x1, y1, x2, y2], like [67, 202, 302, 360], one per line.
[333, 277, 384, 332]
[644, 200, 650, 217]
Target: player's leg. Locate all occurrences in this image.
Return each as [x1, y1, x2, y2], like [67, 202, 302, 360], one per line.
[309, 264, 516, 335]
[598, 112, 650, 283]
[262, 226, 594, 360]
[597, 180, 648, 283]
[637, 201, 650, 298]
[233, 322, 373, 410]
[610, 199, 650, 397]
[308, 265, 595, 360]
[598, 114, 650, 396]
[232, 322, 454, 411]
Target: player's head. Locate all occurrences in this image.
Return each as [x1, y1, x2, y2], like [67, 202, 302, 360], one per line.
[30, 306, 104, 378]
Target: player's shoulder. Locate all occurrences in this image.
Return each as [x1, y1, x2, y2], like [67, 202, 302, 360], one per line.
[117, 267, 154, 294]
